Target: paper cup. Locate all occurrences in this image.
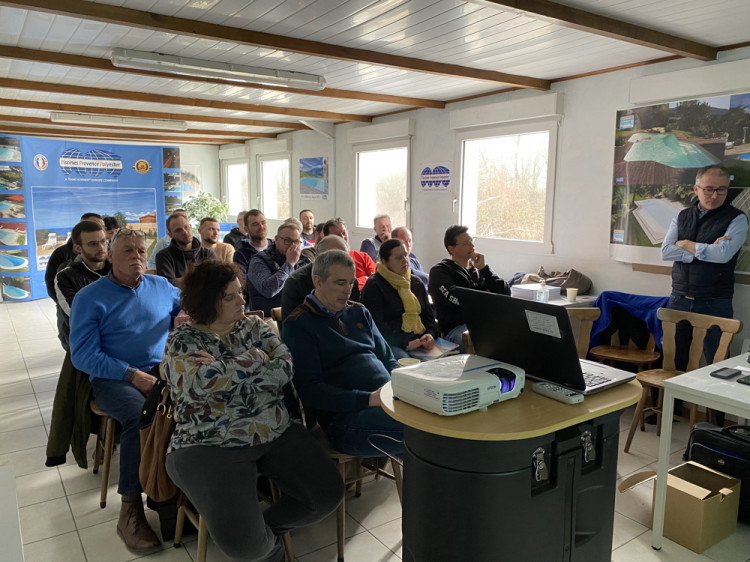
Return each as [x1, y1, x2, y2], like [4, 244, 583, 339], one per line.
[398, 357, 420, 367]
[566, 288, 578, 302]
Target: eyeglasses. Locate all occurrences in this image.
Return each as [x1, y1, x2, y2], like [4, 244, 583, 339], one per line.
[111, 228, 146, 244]
[278, 235, 301, 245]
[698, 187, 729, 196]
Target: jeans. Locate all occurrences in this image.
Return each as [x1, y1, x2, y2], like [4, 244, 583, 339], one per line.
[326, 407, 404, 458]
[667, 294, 733, 371]
[166, 424, 344, 562]
[445, 323, 468, 353]
[667, 294, 733, 425]
[90, 378, 147, 497]
[390, 345, 410, 360]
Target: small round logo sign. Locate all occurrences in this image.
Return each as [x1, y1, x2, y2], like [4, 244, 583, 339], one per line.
[133, 159, 152, 174]
[33, 154, 48, 171]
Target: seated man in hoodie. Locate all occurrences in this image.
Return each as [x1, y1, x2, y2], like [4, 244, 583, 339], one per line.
[247, 219, 310, 316]
[155, 213, 215, 286]
[428, 225, 510, 348]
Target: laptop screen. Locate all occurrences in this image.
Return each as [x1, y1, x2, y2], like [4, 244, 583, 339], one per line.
[455, 288, 587, 391]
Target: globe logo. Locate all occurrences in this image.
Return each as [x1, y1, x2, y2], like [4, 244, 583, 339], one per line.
[59, 148, 123, 178]
[420, 166, 451, 188]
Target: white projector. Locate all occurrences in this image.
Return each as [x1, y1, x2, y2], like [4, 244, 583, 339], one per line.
[391, 354, 524, 416]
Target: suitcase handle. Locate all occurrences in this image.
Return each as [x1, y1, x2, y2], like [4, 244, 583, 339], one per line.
[722, 425, 750, 444]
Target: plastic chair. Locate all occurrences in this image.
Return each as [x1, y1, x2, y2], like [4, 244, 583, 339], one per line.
[90, 400, 116, 508]
[623, 308, 742, 453]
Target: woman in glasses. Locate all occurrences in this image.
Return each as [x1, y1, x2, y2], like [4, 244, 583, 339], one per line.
[161, 260, 343, 561]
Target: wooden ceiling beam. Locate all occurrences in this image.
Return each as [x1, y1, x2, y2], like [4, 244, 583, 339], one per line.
[0, 78, 372, 122]
[0, 0, 549, 89]
[479, 0, 716, 60]
[0, 46, 445, 109]
[0, 97, 307, 130]
[0, 124, 243, 144]
[0, 114, 276, 138]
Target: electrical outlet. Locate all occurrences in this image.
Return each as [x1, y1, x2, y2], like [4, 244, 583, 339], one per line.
[742, 339, 750, 354]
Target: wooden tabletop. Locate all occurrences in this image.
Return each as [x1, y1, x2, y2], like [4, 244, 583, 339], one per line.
[380, 379, 641, 441]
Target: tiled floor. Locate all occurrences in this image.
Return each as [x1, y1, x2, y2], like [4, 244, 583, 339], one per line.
[1, 298, 748, 561]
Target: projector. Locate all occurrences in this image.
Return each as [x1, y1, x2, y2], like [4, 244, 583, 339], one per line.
[391, 354, 524, 416]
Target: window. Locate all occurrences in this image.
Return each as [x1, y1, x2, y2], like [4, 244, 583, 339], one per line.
[355, 142, 409, 228]
[222, 159, 248, 216]
[259, 156, 290, 220]
[458, 119, 557, 253]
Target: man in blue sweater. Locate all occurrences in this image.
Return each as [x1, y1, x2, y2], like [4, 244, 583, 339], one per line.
[282, 250, 403, 457]
[70, 229, 181, 553]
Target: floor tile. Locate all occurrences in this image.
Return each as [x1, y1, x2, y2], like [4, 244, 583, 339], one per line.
[59, 459, 119, 497]
[298, 531, 401, 562]
[79, 519, 170, 562]
[614, 473, 655, 529]
[611, 511, 648, 550]
[344, 478, 403, 530]
[22, 531, 86, 562]
[0, 379, 34, 398]
[0, 405, 45, 432]
[611, 530, 713, 561]
[291, 511, 365, 557]
[0, 446, 54, 477]
[0, 426, 48, 455]
[67, 486, 121, 529]
[0, 368, 31, 386]
[368, 518, 403, 557]
[19, 496, 76, 544]
[31, 373, 59, 395]
[15, 468, 66, 507]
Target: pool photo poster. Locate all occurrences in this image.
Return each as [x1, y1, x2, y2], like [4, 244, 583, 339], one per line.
[610, 92, 750, 273]
[0, 135, 180, 302]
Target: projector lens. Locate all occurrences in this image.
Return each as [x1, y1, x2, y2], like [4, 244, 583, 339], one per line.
[499, 374, 516, 393]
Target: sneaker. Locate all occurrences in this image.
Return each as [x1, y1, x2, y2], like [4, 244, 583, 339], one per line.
[117, 501, 161, 552]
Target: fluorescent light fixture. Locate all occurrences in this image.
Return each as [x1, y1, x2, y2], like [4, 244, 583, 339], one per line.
[50, 112, 189, 131]
[111, 48, 327, 91]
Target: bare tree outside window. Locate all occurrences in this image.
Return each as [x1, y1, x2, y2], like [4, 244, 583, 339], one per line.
[260, 158, 290, 219]
[356, 147, 408, 228]
[462, 132, 549, 241]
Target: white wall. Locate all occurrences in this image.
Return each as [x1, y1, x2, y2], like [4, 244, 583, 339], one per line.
[180, 144, 220, 199]
[276, 47, 750, 352]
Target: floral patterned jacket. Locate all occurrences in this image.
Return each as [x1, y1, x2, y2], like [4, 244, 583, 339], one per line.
[162, 316, 294, 451]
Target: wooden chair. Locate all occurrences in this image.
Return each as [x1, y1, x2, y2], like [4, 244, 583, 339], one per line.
[173, 483, 295, 562]
[623, 308, 742, 453]
[566, 307, 601, 359]
[271, 306, 283, 333]
[90, 400, 116, 509]
[463, 306, 600, 360]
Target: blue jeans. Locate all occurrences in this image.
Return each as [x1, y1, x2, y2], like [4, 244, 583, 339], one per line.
[667, 294, 733, 371]
[445, 323, 467, 353]
[90, 378, 147, 497]
[326, 407, 404, 458]
[390, 346, 410, 360]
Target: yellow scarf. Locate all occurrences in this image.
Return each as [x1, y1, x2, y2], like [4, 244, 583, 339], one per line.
[377, 262, 425, 335]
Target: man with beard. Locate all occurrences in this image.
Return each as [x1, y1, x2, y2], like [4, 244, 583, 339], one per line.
[248, 220, 310, 316]
[198, 217, 234, 263]
[70, 229, 182, 553]
[155, 213, 215, 286]
[300, 209, 315, 242]
[223, 210, 247, 250]
[323, 218, 376, 290]
[233, 209, 274, 305]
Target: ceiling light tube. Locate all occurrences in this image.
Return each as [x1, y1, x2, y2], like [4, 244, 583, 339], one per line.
[111, 48, 327, 91]
[50, 112, 189, 131]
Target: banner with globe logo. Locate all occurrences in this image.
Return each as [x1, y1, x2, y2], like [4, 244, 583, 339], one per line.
[0, 135, 178, 301]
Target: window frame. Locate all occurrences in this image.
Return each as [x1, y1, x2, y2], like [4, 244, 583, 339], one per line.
[454, 116, 559, 255]
[353, 137, 411, 233]
[220, 158, 250, 218]
[257, 152, 292, 220]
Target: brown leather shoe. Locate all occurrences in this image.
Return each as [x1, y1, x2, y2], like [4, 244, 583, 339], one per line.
[117, 500, 161, 552]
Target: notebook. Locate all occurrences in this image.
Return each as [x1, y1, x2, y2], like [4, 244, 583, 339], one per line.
[455, 288, 635, 395]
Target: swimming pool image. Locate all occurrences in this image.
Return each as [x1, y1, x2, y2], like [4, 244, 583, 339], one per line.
[0, 227, 25, 245]
[0, 251, 28, 271]
[0, 146, 21, 162]
[2, 284, 30, 299]
[632, 198, 686, 244]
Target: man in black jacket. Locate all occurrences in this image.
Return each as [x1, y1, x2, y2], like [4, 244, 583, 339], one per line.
[428, 225, 510, 348]
[155, 213, 215, 286]
[223, 210, 247, 250]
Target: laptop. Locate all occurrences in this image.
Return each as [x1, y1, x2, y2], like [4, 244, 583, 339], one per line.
[455, 288, 635, 394]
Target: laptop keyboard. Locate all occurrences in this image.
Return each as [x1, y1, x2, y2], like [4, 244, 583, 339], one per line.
[582, 371, 612, 388]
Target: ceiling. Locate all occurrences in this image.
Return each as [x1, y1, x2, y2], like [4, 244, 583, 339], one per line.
[0, 0, 749, 145]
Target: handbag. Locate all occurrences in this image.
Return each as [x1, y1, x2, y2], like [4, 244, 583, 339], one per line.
[138, 372, 178, 502]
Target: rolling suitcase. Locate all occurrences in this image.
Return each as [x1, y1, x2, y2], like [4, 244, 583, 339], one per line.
[685, 423, 750, 523]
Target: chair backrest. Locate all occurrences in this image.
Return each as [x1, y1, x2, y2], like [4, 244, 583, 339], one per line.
[657, 307, 743, 371]
[462, 331, 474, 355]
[567, 307, 601, 359]
[271, 307, 283, 332]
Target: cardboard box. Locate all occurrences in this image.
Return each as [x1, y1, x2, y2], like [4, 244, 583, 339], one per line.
[620, 461, 740, 553]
